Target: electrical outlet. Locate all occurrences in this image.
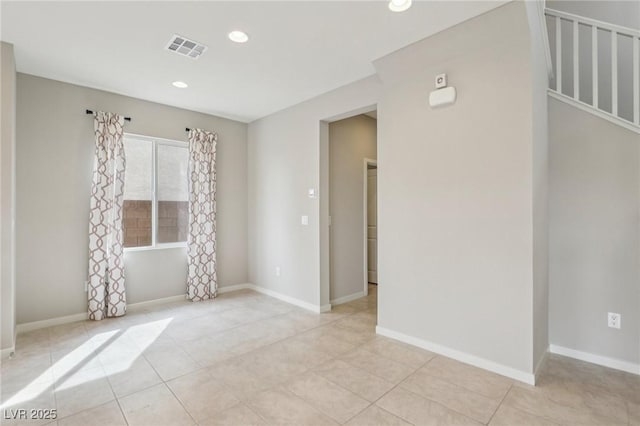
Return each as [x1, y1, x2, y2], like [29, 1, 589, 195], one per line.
[608, 312, 621, 329]
[275, 267, 281, 277]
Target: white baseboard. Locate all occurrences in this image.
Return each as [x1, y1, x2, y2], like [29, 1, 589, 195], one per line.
[549, 344, 640, 375]
[376, 326, 536, 385]
[331, 291, 365, 306]
[16, 312, 89, 334]
[16, 294, 191, 334]
[218, 283, 252, 294]
[534, 346, 549, 379]
[127, 294, 187, 312]
[1, 345, 15, 360]
[248, 285, 326, 313]
[14, 283, 326, 335]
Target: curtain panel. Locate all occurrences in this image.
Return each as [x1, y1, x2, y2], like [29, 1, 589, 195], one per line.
[186, 128, 218, 301]
[87, 111, 127, 320]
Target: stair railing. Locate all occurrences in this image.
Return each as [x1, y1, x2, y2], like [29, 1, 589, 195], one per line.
[545, 8, 639, 130]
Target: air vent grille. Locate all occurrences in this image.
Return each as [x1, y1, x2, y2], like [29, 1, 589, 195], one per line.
[166, 34, 207, 59]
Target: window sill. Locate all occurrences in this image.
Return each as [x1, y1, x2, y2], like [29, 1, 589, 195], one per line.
[124, 243, 187, 253]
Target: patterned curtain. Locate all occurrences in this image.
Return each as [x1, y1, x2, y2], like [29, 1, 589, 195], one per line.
[186, 128, 218, 301]
[87, 112, 127, 320]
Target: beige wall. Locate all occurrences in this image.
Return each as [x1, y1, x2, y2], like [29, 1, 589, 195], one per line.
[329, 115, 377, 301]
[526, 1, 551, 373]
[249, 2, 546, 380]
[549, 97, 639, 365]
[1, 42, 17, 352]
[374, 1, 540, 376]
[15, 74, 248, 324]
[248, 76, 380, 309]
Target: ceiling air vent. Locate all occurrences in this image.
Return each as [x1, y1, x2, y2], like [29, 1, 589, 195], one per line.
[165, 34, 207, 60]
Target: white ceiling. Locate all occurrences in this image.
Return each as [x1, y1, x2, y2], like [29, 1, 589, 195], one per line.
[1, 1, 505, 122]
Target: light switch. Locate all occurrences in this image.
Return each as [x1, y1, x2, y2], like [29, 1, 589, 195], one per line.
[308, 188, 317, 198]
[301, 215, 309, 226]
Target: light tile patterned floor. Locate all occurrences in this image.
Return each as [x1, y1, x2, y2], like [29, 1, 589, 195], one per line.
[1, 284, 639, 425]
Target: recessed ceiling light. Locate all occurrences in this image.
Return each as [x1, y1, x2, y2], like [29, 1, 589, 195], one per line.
[388, 0, 412, 12]
[172, 81, 188, 88]
[228, 30, 249, 43]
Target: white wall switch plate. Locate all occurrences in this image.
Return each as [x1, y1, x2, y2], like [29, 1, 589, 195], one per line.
[301, 215, 309, 226]
[308, 188, 317, 198]
[608, 312, 621, 329]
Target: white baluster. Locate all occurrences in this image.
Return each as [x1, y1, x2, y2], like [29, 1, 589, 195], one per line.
[592, 25, 598, 108]
[634, 36, 639, 125]
[573, 20, 579, 100]
[611, 30, 618, 116]
[556, 16, 562, 93]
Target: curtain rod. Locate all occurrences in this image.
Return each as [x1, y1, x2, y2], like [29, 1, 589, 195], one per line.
[85, 109, 132, 122]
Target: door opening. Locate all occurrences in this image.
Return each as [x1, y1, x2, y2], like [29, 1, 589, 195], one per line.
[365, 161, 378, 295]
[326, 112, 377, 305]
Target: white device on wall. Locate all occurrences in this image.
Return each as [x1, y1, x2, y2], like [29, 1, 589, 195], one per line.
[429, 73, 456, 108]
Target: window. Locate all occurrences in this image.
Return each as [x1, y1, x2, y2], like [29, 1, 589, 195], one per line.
[123, 135, 189, 249]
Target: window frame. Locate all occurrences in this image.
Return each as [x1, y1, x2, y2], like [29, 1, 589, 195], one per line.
[123, 132, 189, 252]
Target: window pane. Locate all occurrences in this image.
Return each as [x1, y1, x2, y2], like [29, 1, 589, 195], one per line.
[157, 144, 189, 243]
[123, 138, 153, 248]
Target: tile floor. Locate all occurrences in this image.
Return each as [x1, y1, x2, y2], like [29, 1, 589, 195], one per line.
[1, 285, 639, 425]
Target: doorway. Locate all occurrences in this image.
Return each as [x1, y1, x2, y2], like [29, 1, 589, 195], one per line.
[326, 112, 377, 305]
[365, 160, 378, 296]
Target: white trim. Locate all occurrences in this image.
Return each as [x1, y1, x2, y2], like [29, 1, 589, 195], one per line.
[16, 293, 188, 334]
[363, 158, 377, 297]
[124, 132, 188, 146]
[1, 346, 15, 360]
[249, 285, 327, 313]
[376, 326, 536, 385]
[331, 291, 365, 306]
[548, 90, 640, 134]
[126, 294, 187, 312]
[14, 283, 328, 336]
[217, 283, 252, 294]
[536, 0, 553, 80]
[16, 312, 88, 334]
[545, 8, 640, 38]
[124, 243, 187, 253]
[549, 344, 640, 375]
[122, 133, 189, 252]
[534, 346, 549, 378]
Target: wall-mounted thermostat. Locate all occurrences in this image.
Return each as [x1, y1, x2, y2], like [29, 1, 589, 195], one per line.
[435, 73, 447, 89]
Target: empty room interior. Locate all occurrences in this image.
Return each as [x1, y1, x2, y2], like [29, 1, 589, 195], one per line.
[1, 0, 639, 425]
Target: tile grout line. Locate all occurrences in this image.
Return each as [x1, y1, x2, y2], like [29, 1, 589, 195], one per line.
[485, 383, 513, 425]
[413, 358, 517, 408]
[392, 382, 482, 425]
[113, 397, 130, 426]
[164, 381, 199, 425]
[344, 356, 438, 425]
[10, 289, 373, 424]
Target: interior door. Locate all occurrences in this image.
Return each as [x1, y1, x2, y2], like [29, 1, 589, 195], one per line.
[367, 168, 378, 284]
